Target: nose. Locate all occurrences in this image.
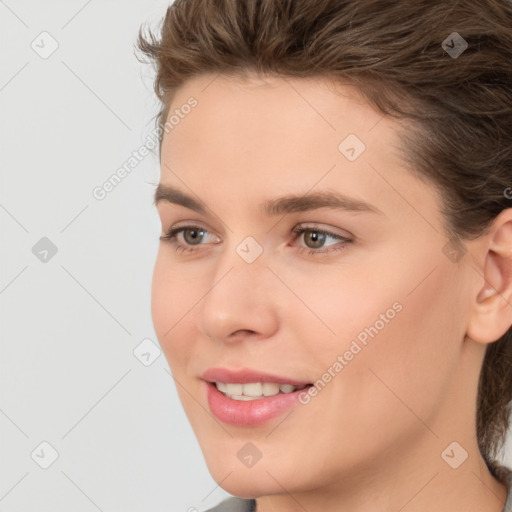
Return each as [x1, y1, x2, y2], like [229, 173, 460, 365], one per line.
[196, 246, 279, 344]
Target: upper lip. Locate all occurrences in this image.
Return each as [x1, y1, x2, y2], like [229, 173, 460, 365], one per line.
[201, 367, 311, 386]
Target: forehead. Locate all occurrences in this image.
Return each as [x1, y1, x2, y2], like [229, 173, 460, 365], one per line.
[158, 73, 442, 232]
[167, 72, 385, 140]
[162, 73, 397, 176]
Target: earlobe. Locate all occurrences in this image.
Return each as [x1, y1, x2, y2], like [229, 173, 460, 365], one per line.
[466, 209, 512, 344]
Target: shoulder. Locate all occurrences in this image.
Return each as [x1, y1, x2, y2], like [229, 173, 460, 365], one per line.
[204, 497, 256, 512]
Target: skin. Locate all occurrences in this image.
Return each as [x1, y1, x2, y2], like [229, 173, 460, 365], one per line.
[151, 72, 512, 512]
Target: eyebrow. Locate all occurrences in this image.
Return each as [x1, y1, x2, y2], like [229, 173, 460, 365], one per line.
[153, 184, 384, 216]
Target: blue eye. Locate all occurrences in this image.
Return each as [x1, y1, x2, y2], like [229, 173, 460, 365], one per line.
[160, 225, 352, 256]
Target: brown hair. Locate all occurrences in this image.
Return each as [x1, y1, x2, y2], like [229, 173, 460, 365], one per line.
[137, 0, 512, 483]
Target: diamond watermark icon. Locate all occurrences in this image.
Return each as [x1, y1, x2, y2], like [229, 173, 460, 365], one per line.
[338, 134, 366, 162]
[441, 441, 468, 469]
[442, 32, 468, 59]
[441, 236, 467, 263]
[31, 31, 59, 60]
[236, 236, 263, 264]
[31, 441, 59, 469]
[32, 237, 58, 263]
[237, 442, 262, 468]
[133, 338, 161, 367]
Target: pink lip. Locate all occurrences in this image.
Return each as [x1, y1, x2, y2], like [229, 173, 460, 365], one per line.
[204, 381, 311, 426]
[201, 367, 310, 386]
[201, 368, 312, 426]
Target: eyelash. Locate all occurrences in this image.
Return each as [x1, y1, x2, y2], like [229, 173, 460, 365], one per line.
[159, 224, 352, 257]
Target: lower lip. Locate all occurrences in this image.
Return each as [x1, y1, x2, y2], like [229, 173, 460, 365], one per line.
[205, 381, 311, 426]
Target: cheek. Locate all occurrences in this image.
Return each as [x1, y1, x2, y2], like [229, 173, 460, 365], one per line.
[321, 257, 466, 446]
[295, 240, 466, 440]
[151, 252, 196, 370]
[151, 254, 171, 342]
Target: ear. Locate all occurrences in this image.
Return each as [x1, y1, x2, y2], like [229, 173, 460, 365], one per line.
[466, 208, 512, 344]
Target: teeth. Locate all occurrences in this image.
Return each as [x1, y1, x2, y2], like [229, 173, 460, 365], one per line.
[216, 382, 228, 393]
[225, 383, 243, 396]
[262, 382, 280, 396]
[242, 382, 263, 397]
[215, 381, 306, 400]
[279, 384, 295, 393]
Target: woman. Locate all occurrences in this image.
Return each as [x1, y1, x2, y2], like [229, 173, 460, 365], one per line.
[138, 1, 512, 510]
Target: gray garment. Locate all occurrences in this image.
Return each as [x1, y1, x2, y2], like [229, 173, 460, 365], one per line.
[503, 467, 512, 512]
[205, 466, 512, 512]
[205, 497, 255, 512]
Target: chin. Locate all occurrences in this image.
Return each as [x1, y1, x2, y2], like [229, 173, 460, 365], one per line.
[209, 472, 282, 500]
[204, 454, 305, 499]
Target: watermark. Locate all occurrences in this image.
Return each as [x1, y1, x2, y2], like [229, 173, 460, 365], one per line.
[298, 301, 403, 405]
[237, 442, 262, 468]
[31, 31, 59, 60]
[441, 235, 467, 263]
[338, 133, 366, 162]
[504, 187, 512, 200]
[32, 236, 58, 263]
[133, 338, 161, 367]
[92, 97, 198, 201]
[441, 441, 468, 469]
[442, 32, 468, 59]
[236, 236, 263, 263]
[31, 441, 59, 469]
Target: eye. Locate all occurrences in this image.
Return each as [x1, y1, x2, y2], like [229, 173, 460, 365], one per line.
[159, 224, 353, 257]
[291, 225, 352, 256]
[159, 225, 220, 253]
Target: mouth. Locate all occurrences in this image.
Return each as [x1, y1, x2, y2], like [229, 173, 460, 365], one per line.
[201, 367, 311, 387]
[213, 381, 310, 400]
[201, 368, 314, 426]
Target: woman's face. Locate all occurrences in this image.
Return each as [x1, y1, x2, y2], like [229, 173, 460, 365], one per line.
[151, 73, 481, 498]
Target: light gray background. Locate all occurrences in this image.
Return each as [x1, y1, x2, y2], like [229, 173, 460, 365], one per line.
[1, 1, 231, 511]
[1, 1, 511, 512]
